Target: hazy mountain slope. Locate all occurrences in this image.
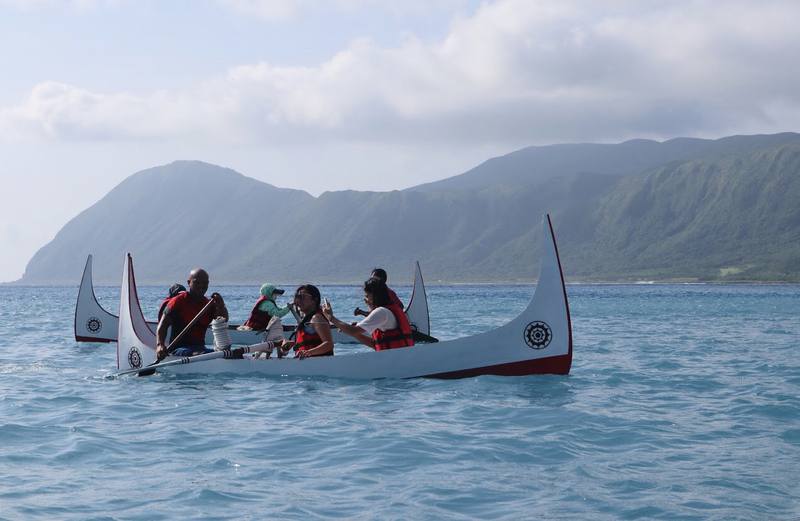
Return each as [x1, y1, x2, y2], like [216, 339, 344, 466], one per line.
[16, 135, 800, 284]
[412, 132, 800, 193]
[21, 161, 312, 284]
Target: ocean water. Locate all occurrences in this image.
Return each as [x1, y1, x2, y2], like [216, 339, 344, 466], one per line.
[0, 283, 798, 520]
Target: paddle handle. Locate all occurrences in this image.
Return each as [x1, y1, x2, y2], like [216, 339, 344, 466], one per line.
[162, 297, 217, 354]
[288, 303, 302, 323]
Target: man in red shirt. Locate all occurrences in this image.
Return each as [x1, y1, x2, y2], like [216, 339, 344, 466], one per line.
[156, 268, 228, 360]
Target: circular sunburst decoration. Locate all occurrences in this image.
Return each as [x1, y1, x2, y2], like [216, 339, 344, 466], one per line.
[524, 321, 552, 350]
[86, 317, 103, 333]
[127, 347, 142, 369]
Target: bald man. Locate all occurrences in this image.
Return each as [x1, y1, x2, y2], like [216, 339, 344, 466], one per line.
[155, 268, 228, 360]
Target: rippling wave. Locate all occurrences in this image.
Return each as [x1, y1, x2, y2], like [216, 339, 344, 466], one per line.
[0, 284, 798, 519]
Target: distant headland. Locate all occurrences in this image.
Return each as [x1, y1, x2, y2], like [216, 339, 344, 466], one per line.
[15, 133, 800, 284]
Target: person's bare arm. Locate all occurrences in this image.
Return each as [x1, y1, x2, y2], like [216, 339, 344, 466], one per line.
[323, 304, 375, 348]
[297, 319, 336, 358]
[155, 313, 173, 360]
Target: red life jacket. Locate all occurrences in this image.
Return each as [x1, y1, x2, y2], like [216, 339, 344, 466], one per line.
[243, 295, 273, 330]
[158, 298, 171, 322]
[387, 287, 403, 309]
[372, 303, 414, 351]
[294, 313, 333, 357]
[165, 292, 214, 348]
[159, 288, 187, 322]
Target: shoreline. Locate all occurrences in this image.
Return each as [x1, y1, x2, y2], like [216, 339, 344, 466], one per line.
[4, 279, 800, 287]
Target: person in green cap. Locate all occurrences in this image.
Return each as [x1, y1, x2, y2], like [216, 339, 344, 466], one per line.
[239, 283, 292, 331]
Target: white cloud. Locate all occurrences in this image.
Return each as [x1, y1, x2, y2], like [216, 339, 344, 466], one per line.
[2, 0, 800, 147]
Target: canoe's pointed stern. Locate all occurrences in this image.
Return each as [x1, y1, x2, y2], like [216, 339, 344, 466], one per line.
[74, 254, 119, 343]
[117, 254, 157, 370]
[405, 260, 431, 336]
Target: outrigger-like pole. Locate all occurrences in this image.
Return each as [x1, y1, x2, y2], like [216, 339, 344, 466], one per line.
[117, 341, 279, 377]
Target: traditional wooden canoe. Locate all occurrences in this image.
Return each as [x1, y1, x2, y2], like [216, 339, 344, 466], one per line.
[116, 215, 572, 379]
[75, 255, 432, 345]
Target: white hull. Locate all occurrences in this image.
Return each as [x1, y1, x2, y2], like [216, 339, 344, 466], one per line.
[116, 215, 572, 379]
[75, 257, 432, 346]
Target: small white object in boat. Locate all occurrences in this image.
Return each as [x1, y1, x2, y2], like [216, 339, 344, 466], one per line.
[211, 318, 232, 350]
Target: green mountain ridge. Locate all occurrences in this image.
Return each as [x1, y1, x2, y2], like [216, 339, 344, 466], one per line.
[16, 134, 800, 284]
[575, 144, 800, 281]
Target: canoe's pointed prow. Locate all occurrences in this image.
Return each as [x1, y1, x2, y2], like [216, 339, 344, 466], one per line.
[524, 214, 572, 373]
[75, 254, 119, 343]
[405, 260, 431, 336]
[117, 254, 157, 370]
[427, 214, 571, 378]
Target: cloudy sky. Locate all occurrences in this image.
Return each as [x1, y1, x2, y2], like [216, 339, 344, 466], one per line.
[1, 0, 799, 282]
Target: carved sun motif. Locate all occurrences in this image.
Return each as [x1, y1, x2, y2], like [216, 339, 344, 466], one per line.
[127, 347, 142, 369]
[524, 321, 552, 350]
[86, 317, 103, 333]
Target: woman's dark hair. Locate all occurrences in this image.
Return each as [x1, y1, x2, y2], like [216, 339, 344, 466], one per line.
[370, 268, 388, 283]
[290, 284, 322, 340]
[364, 277, 390, 307]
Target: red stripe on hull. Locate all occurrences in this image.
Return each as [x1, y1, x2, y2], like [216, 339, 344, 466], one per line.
[425, 354, 571, 379]
[75, 336, 114, 343]
[547, 214, 573, 375]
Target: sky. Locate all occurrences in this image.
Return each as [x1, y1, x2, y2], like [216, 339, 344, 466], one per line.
[1, 0, 799, 282]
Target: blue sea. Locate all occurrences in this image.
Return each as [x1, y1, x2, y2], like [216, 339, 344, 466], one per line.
[1, 283, 798, 520]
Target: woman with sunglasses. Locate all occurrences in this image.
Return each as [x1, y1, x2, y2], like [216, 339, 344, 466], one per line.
[280, 284, 334, 359]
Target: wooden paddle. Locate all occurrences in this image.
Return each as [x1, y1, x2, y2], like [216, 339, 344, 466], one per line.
[129, 297, 217, 376]
[158, 297, 217, 358]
